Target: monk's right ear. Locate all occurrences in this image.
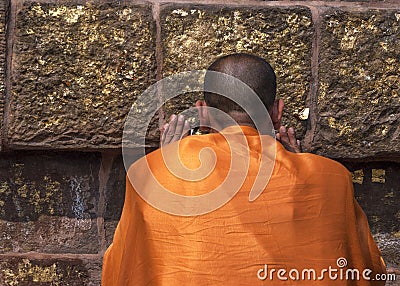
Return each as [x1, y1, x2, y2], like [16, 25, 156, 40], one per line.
[270, 99, 284, 130]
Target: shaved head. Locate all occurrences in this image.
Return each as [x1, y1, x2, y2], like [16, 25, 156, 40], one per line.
[204, 53, 277, 115]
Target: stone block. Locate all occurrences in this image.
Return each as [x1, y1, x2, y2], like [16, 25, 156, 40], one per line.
[0, 255, 102, 285]
[161, 5, 313, 137]
[8, 2, 157, 149]
[0, 152, 101, 253]
[314, 9, 400, 159]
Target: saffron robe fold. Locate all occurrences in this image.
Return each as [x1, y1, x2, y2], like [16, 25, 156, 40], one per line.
[102, 126, 386, 285]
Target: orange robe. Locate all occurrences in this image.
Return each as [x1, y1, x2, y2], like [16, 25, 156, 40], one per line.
[102, 126, 386, 285]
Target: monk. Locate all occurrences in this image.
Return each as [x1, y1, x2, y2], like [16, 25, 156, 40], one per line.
[102, 53, 386, 285]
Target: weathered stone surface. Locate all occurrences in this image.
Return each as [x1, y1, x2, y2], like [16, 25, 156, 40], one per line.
[104, 154, 126, 246]
[263, 0, 388, 1]
[161, 5, 313, 137]
[0, 255, 101, 285]
[0, 216, 98, 254]
[0, 0, 6, 149]
[385, 272, 400, 286]
[105, 220, 119, 248]
[345, 161, 400, 271]
[258, 0, 390, 1]
[314, 9, 400, 159]
[0, 152, 100, 253]
[104, 154, 125, 222]
[374, 233, 400, 269]
[347, 162, 400, 235]
[9, 2, 157, 149]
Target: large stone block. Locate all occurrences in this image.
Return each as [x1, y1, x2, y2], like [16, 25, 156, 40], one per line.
[8, 2, 157, 149]
[0, 255, 102, 285]
[314, 9, 400, 159]
[0, 152, 101, 253]
[161, 5, 313, 137]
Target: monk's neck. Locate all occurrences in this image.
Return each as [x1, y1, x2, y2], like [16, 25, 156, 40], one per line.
[227, 111, 256, 129]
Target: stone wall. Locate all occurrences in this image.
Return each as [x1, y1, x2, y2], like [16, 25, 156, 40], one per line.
[0, 0, 399, 284]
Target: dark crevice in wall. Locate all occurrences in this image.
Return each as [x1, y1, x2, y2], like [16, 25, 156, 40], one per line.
[342, 161, 400, 234]
[1, 0, 14, 150]
[97, 151, 117, 253]
[304, 6, 321, 152]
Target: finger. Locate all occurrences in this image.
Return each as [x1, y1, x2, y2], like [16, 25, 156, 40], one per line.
[172, 115, 186, 142]
[288, 128, 297, 148]
[161, 122, 168, 133]
[161, 123, 169, 146]
[278, 126, 294, 151]
[297, 140, 302, 153]
[276, 133, 281, 141]
[164, 114, 177, 145]
[181, 120, 191, 140]
[279, 126, 290, 147]
[288, 127, 301, 153]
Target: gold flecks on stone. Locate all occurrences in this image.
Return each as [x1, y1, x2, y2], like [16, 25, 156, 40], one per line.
[0, 257, 98, 285]
[371, 169, 385, 184]
[352, 169, 364, 184]
[161, 5, 313, 137]
[315, 9, 400, 159]
[9, 3, 156, 149]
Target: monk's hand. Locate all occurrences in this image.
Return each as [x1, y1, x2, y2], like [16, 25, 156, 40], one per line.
[276, 126, 301, 153]
[161, 114, 191, 147]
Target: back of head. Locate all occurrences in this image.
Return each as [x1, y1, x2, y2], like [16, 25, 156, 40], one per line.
[204, 53, 276, 115]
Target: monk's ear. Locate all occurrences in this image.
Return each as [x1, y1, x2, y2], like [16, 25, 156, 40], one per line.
[270, 99, 284, 130]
